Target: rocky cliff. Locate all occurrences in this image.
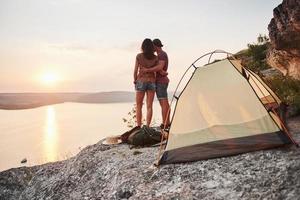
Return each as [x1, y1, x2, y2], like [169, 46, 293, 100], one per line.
[0, 117, 300, 200]
[267, 0, 300, 79]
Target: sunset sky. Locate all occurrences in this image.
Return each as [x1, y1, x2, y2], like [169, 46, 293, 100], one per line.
[0, 0, 282, 92]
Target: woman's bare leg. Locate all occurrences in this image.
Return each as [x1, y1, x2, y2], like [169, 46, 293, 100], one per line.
[146, 90, 155, 126]
[136, 91, 145, 127]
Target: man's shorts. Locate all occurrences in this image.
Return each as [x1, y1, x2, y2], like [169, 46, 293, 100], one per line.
[156, 83, 168, 100]
[135, 80, 156, 91]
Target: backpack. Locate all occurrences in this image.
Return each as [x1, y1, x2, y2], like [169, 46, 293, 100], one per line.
[127, 125, 162, 146]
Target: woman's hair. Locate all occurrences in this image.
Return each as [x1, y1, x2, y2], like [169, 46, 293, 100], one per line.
[141, 38, 155, 60]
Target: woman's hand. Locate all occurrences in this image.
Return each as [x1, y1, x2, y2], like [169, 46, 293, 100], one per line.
[139, 67, 148, 73]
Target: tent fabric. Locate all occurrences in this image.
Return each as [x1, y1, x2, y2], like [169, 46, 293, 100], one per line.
[160, 131, 290, 164]
[159, 59, 291, 165]
[246, 69, 282, 105]
[229, 59, 281, 105]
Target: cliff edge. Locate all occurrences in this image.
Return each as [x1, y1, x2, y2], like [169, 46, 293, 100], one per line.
[267, 0, 300, 79]
[0, 117, 300, 200]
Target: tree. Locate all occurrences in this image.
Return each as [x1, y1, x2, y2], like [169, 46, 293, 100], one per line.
[246, 34, 270, 72]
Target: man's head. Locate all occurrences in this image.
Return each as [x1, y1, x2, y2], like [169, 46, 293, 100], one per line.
[152, 39, 163, 51]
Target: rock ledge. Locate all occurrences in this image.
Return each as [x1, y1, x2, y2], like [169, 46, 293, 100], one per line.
[0, 117, 300, 200]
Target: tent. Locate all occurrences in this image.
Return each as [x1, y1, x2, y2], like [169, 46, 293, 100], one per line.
[158, 50, 298, 165]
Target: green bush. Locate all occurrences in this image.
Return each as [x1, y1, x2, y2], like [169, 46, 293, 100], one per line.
[264, 74, 300, 116]
[236, 34, 300, 116]
[245, 34, 270, 72]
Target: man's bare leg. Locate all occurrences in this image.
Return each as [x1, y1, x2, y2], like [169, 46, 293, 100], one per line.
[159, 99, 170, 127]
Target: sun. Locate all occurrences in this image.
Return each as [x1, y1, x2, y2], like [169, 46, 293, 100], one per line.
[40, 72, 60, 86]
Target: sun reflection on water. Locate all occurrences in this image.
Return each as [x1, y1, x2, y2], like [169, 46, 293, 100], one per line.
[43, 106, 58, 162]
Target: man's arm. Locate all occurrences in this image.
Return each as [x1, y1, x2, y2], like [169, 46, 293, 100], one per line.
[141, 60, 165, 73]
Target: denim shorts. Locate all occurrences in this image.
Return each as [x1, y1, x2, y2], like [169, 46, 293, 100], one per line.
[156, 83, 168, 100]
[135, 80, 156, 91]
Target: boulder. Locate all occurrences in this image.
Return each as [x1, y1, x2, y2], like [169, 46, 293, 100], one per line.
[267, 0, 300, 79]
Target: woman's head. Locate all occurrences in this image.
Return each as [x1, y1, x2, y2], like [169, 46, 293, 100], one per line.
[141, 38, 155, 60]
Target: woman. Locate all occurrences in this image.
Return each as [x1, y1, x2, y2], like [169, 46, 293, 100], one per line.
[133, 38, 158, 127]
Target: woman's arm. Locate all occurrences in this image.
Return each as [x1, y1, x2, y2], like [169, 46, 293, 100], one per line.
[133, 58, 139, 84]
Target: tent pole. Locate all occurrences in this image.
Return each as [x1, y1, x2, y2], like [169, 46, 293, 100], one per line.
[272, 108, 299, 147]
[156, 66, 197, 166]
[156, 105, 172, 166]
[246, 69, 281, 106]
[246, 70, 299, 147]
[156, 50, 238, 165]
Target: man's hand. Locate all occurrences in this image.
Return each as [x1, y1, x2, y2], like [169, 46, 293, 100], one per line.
[159, 70, 168, 76]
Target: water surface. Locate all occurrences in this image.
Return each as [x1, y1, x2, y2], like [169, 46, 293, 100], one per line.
[0, 102, 161, 171]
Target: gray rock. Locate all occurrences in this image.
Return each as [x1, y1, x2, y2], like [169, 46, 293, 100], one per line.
[0, 116, 300, 200]
[20, 158, 27, 164]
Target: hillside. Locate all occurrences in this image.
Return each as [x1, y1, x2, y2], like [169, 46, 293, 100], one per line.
[0, 91, 135, 110]
[75, 91, 135, 103]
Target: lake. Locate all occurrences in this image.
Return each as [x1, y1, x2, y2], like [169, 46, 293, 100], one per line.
[0, 102, 162, 171]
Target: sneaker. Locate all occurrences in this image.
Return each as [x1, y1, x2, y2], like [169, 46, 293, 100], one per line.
[160, 123, 171, 131]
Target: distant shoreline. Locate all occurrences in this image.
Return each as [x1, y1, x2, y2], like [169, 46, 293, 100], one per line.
[0, 91, 177, 110]
[0, 91, 136, 110]
[0, 101, 64, 110]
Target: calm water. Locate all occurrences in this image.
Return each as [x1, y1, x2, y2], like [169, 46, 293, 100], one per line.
[0, 102, 161, 171]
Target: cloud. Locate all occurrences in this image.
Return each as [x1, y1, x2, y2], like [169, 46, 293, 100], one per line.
[48, 40, 139, 53]
[113, 41, 140, 52]
[48, 43, 96, 52]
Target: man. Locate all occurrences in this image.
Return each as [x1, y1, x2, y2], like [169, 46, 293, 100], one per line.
[141, 38, 170, 129]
